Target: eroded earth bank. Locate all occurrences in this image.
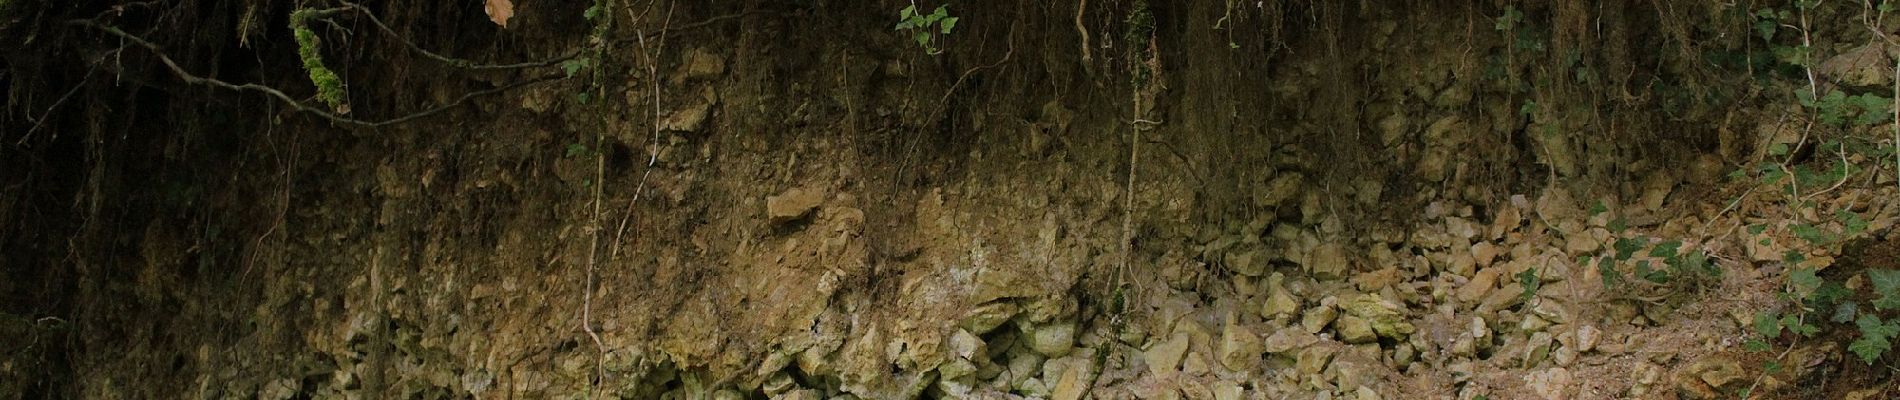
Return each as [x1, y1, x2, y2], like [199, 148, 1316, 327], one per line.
[6, 1, 1900, 399]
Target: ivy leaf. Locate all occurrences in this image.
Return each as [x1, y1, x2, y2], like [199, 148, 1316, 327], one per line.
[1850, 94, 1894, 126]
[1869, 269, 1900, 310]
[1850, 314, 1898, 363]
[1648, 240, 1683, 258]
[560, 58, 590, 78]
[939, 16, 959, 34]
[1790, 223, 1829, 245]
[1745, 339, 1772, 352]
[1785, 317, 1820, 337]
[1834, 301, 1860, 323]
[1814, 281, 1853, 306]
[1791, 267, 1823, 300]
[1838, 209, 1869, 236]
[1614, 237, 1644, 261]
[1755, 311, 1783, 337]
[1846, 335, 1892, 363]
[1596, 256, 1624, 287]
[900, 4, 917, 20]
[1637, 260, 1668, 284]
[1747, 224, 1768, 235]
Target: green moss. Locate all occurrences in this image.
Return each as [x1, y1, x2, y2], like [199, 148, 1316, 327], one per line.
[290, 9, 346, 109]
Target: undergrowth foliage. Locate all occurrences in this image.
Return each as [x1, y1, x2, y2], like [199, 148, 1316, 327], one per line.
[1732, 0, 1900, 367]
[894, 4, 958, 55]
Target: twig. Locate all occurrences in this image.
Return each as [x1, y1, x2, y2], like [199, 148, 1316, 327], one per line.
[19, 64, 101, 145]
[338, 1, 579, 70]
[607, 9, 761, 43]
[68, 19, 565, 128]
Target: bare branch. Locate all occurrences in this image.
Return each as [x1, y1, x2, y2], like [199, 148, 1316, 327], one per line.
[67, 19, 565, 128]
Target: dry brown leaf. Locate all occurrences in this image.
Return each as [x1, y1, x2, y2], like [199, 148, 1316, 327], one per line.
[484, 0, 514, 28]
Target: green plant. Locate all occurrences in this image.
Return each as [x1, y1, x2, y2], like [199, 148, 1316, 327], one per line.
[1123, 0, 1156, 87]
[894, 4, 959, 55]
[1494, 5, 1523, 31]
[1517, 266, 1542, 305]
[1582, 203, 1720, 299]
[1800, 90, 1895, 128]
[290, 8, 348, 111]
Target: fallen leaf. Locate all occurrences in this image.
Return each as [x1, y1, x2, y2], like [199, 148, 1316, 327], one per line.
[484, 0, 514, 28]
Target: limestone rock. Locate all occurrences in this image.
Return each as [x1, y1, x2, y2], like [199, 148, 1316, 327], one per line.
[1820, 42, 1895, 89]
[1049, 360, 1089, 400]
[1218, 318, 1265, 371]
[1352, 267, 1401, 292]
[960, 302, 1020, 335]
[1262, 287, 1301, 319]
[1306, 243, 1351, 281]
[1673, 355, 1746, 399]
[1524, 332, 1554, 368]
[1524, 367, 1572, 400]
[1335, 315, 1378, 344]
[1022, 296, 1076, 324]
[1692, 356, 1747, 391]
[1573, 325, 1600, 353]
[1259, 173, 1306, 208]
[1144, 332, 1191, 376]
[1471, 242, 1502, 268]
[1456, 268, 1500, 304]
[1417, 149, 1451, 182]
[949, 329, 988, 362]
[1026, 322, 1077, 357]
[660, 86, 718, 133]
[1214, 382, 1245, 400]
[1264, 328, 1321, 354]
[1006, 351, 1045, 389]
[679, 48, 727, 81]
[1433, 86, 1472, 109]
[1226, 247, 1270, 277]
[1342, 294, 1415, 340]
[766, 187, 824, 225]
[774, 389, 823, 400]
[1354, 385, 1383, 400]
[1377, 113, 1409, 145]
[1303, 298, 1340, 333]
[762, 372, 797, 396]
[1296, 346, 1337, 375]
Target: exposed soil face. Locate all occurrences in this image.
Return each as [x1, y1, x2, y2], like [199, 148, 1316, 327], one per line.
[6, 1, 1900, 399]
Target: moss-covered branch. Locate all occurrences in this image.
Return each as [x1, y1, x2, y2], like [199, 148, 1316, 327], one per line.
[290, 8, 349, 111]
